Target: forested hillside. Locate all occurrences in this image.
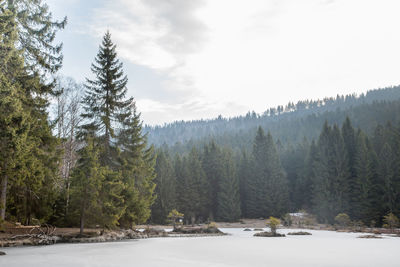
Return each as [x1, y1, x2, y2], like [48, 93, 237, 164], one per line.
[151, 117, 400, 226]
[145, 87, 400, 149]
[149, 87, 400, 226]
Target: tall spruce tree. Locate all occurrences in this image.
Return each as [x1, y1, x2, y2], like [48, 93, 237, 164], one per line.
[0, 0, 64, 225]
[303, 140, 319, 211]
[342, 117, 359, 219]
[1, 4, 61, 224]
[280, 138, 309, 211]
[264, 131, 289, 216]
[69, 137, 104, 234]
[378, 143, 396, 214]
[248, 127, 268, 218]
[0, 7, 30, 220]
[176, 148, 209, 224]
[117, 103, 156, 227]
[202, 141, 222, 219]
[352, 130, 373, 222]
[174, 154, 188, 221]
[151, 149, 176, 224]
[81, 31, 131, 165]
[251, 127, 289, 218]
[364, 134, 383, 225]
[216, 149, 241, 222]
[312, 122, 350, 223]
[78, 32, 156, 228]
[238, 150, 252, 217]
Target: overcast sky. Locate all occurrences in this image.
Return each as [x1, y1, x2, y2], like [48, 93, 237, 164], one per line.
[47, 0, 400, 125]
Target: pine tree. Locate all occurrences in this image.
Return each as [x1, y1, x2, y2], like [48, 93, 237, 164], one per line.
[342, 117, 358, 218]
[249, 127, 269, 218]
[238, 150, 252, 217]
[331, 124, 350, 214]
[69, 138, 104, 234]
[311, 123, 334, 223]
[365, 137, 383, 225]
[189, 148, 210, 223]
[251, 127, 289, 218]
[98, 168, 125, 229]
[0, 4, 27, 221]
[264, 131, 289, 216]
[78, 32, 155, 228]
[294, 138, 311, 210]
[371, 123, 400, 220]
[352, 130, 371, 221]
[0, 0, 64, 225]
[0, 63, 30, 222]
[202, 141, 222, 219]
[151, 149, 176, 224]
[17, 106, 60, 224]
[281, 138, 309, 211]
[174, 154, 188, 221]
[216, 149, 241, 222]
[303, 140, 319, 211]
[6, 0, 66, 75]
[80, 31, 131, 165]
[378, 143, 396, 214]
[117, 103, 156, 227]
[312, 122, 350, 223]
[383, 123, 400, 216]
[0, 6, 60, 224]
[176, 148, 209, 224]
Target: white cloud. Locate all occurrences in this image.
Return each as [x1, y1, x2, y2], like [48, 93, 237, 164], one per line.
[90, 0, 207, 70]
[85, 0, 400, 125]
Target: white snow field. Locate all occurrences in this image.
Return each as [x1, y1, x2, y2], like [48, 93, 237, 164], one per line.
[1, 228, 399, 267]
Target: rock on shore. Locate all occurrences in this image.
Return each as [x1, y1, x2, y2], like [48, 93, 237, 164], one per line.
[0, 226, 226, 248]
[0, 229, 147, 248]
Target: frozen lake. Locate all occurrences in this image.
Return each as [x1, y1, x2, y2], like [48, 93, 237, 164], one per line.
[1, 228, 399, 267]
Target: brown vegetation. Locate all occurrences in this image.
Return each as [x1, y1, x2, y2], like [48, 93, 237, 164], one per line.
[254, 231, 285, 237]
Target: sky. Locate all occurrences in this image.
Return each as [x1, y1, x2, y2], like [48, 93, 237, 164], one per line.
[47, 0, 400, 125]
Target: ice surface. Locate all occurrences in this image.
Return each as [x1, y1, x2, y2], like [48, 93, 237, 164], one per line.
[1, 228, 398, 267]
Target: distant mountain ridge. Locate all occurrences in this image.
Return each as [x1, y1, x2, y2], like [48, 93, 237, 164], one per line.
[144, 86, 400, 149]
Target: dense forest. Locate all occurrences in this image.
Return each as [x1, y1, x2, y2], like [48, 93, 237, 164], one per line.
[0, 1, 154, 233]
[1, 0, 399, 231]
[151, 118, 400, 226]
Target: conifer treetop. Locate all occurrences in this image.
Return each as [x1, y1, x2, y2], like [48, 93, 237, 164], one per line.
[6, 0, 67, 75]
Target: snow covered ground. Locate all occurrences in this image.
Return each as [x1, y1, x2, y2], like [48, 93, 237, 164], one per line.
[1, 228, 399, 267]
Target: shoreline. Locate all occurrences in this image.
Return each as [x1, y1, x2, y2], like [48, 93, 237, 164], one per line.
[1, 219, 399, 252]
[0, 226, 226, 251]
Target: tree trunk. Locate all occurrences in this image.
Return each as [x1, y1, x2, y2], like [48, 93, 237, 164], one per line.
[80, 201, 85, 235]
[26, 189, 32, 225]
[80, 213, 84, 235]
[65, 180, 71, 216]
[0, 175, 8, 220]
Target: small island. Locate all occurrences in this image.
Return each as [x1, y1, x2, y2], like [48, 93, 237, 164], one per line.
[254, 217, 285, 237]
